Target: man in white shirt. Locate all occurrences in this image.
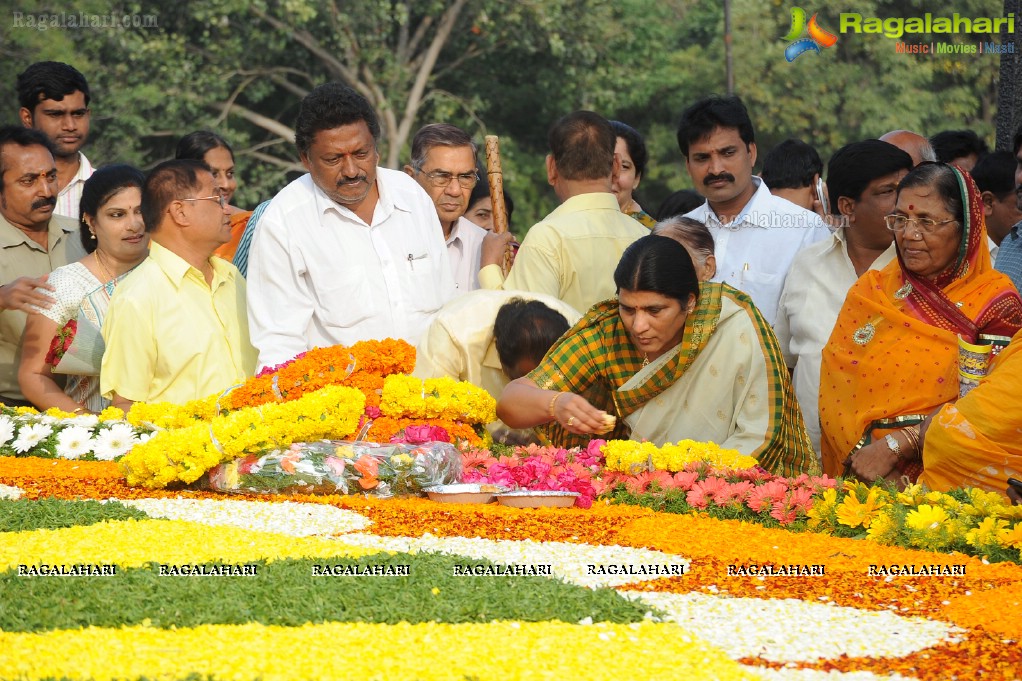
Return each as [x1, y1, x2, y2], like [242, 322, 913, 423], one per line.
[17, 62, 94, 220]
[774, 140, 913, 454]
[678, 95, 829, 325]
[404, 123, 487, 295]
[246, 83, 456, 369]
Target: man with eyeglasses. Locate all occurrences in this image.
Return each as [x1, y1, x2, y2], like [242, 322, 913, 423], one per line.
[0, 126, 85, 408]
[16, 62, 94, 220]
[404, 123, 488, 295]
[246, 83, 455, 369]
[774, 139, 912, 455]
[479, 110, 647, 313]
[101, 159, 256, 409]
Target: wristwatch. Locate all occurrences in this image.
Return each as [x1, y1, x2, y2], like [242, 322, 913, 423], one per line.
[884, 433, 902, 458]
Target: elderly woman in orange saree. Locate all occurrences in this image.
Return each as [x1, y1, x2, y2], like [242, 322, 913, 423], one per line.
[819, 162, 1022, 481]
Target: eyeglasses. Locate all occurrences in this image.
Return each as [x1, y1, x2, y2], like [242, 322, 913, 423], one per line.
[180, 195, 226, 208]
[417, 169, 479, 189]
[884, 214, 957, 235]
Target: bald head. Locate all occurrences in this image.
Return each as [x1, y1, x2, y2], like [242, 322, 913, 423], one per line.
[879, 130, 936, 166]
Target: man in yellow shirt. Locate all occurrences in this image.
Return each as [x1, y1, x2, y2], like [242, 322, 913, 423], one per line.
[478, 111, 647, 313]
[101, 160, 256, 409]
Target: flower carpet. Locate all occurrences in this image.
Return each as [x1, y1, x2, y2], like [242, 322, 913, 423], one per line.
[2, 456, 1021, 680]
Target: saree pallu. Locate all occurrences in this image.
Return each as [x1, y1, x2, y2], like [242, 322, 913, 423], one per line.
[818, 262, 1022, 476]
[214, 210, 253, 262]
[919, 328, 1022, 498]
[530, 283, 816, 476]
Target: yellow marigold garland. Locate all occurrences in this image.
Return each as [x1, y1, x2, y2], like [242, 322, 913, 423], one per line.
[125, 393, 222, 430]
[120, 385, 365, 489]
[601, 439, 757, 474]
[379, 375, 496, 424]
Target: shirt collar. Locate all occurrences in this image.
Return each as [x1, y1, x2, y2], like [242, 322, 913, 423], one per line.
[0, 212, 77, 250]
[148, 241, 235, 290]
[310, 168, 411, 225]
[482, 338, 504, 371]
[66, 152, 93, 187]
[701, 176, 771, 229]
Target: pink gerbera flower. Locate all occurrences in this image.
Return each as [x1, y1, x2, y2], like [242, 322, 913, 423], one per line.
[686, 476, 728, 509]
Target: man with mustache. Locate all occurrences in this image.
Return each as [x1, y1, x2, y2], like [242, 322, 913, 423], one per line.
[679, 95, 829, 325]
[246, 83, 455, 369]
[0, 126, 85, 407]
[17, 62, 93, 220]
[993, 125, 1022, 291]
[404, 123, 487, 294]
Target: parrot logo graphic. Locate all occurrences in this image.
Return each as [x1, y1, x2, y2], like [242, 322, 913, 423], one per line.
[782, 7, 838, 62]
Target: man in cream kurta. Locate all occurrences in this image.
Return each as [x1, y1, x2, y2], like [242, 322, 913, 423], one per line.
[773, 138, 912, 454]
[478, 111, 646, 313]
[414, 289, 580, 400]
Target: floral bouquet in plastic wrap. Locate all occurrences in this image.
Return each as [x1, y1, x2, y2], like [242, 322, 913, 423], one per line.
[206, 439, 462, 497]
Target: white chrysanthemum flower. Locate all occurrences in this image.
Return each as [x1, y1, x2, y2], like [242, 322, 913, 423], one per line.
[37, 414, 59, 425]
[12, 423, 54, 453]
[56, 426, 95, 460]
[93, 423, 139, 461]
[0, 416, 15, 446]
[70, 414, 100, 429]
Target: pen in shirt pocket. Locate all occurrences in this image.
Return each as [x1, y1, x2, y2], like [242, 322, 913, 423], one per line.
[738, 262, 749, 289]
[407, 252, 427, 270]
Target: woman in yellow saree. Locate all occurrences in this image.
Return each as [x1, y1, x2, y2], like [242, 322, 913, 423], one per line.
[497, 234, 816, 477]
[918, 327, 1022, 497]
[820, 162, 1022, 480]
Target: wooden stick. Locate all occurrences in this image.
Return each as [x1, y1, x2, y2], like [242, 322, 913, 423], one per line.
[484, 135, 513, 274]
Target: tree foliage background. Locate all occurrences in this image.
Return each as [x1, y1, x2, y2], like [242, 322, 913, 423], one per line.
[0, 0, 1012, 231]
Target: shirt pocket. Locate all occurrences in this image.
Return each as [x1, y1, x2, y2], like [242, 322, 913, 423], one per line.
[404, 251, 444, 315]
[314, 266, 374, 328]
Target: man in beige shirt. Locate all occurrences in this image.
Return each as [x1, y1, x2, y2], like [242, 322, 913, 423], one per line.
[0, 126, 84, 407]
[774, 140, 912, 455]
[478, 111, 646, 312]
[414, 290, 579, 441]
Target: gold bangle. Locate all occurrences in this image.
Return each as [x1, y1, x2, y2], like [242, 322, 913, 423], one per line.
[547, 392, 564, 420]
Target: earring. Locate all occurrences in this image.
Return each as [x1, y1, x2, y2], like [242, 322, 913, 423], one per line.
[89, 231, 97, 240]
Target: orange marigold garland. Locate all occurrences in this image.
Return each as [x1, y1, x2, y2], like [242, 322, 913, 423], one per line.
[225, 339, 414, 410]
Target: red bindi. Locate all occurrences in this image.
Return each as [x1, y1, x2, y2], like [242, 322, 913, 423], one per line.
[908, 204, 914, 210]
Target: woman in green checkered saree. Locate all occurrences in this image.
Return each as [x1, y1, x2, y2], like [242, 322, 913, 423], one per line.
[496, 234, 817, 477]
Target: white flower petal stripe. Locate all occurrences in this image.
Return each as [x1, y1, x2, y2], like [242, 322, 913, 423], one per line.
[117, 497, 372, 536]
[625, 591, 963, 663]
[0, 483, 23, 500]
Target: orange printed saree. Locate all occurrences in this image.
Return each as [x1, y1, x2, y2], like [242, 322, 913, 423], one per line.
[214, 210, 253, 262]
[919, 328, 1022, 497]
[819, 165, 1022, 476]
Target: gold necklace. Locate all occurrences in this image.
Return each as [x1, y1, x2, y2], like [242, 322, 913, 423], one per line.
[641, 354, 650, 368]
[95, 250, 117, 285]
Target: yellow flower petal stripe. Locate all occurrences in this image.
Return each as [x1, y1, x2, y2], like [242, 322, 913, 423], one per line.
[380, 374, 496, 424]
[0, 519, 376, 571]
[120, 384, 366, 488]
[0, 621, 759, 681]
[601, 439, 758, 473]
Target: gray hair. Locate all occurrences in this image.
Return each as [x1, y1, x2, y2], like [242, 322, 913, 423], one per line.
[653, 216, 715, 266]
[409, 123, 477, 170]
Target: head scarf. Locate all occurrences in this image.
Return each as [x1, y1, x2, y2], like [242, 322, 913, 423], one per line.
[896, 162, 1022, 342]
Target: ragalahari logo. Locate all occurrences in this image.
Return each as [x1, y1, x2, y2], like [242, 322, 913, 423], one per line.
[783, 7, 838, 61]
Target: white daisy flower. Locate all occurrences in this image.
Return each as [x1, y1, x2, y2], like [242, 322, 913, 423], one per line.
[12, 423, 54, 453]
[93, 423, 139, 461]
[56, 426, 95, 460]
[0, 416, 15, 447]
[136, 431, 156, 445]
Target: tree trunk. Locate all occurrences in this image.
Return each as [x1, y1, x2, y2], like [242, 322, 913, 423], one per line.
[996, 0, 1022, 150]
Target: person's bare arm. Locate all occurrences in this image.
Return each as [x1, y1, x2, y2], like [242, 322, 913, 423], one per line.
[497, 377, 610, 436]
[111, 393, 134, 414]
[18, 312, 83, 412]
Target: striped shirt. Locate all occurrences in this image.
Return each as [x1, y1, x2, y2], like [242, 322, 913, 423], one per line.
[994, 220, 1022, 293]
[53, 153, 94, 220]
